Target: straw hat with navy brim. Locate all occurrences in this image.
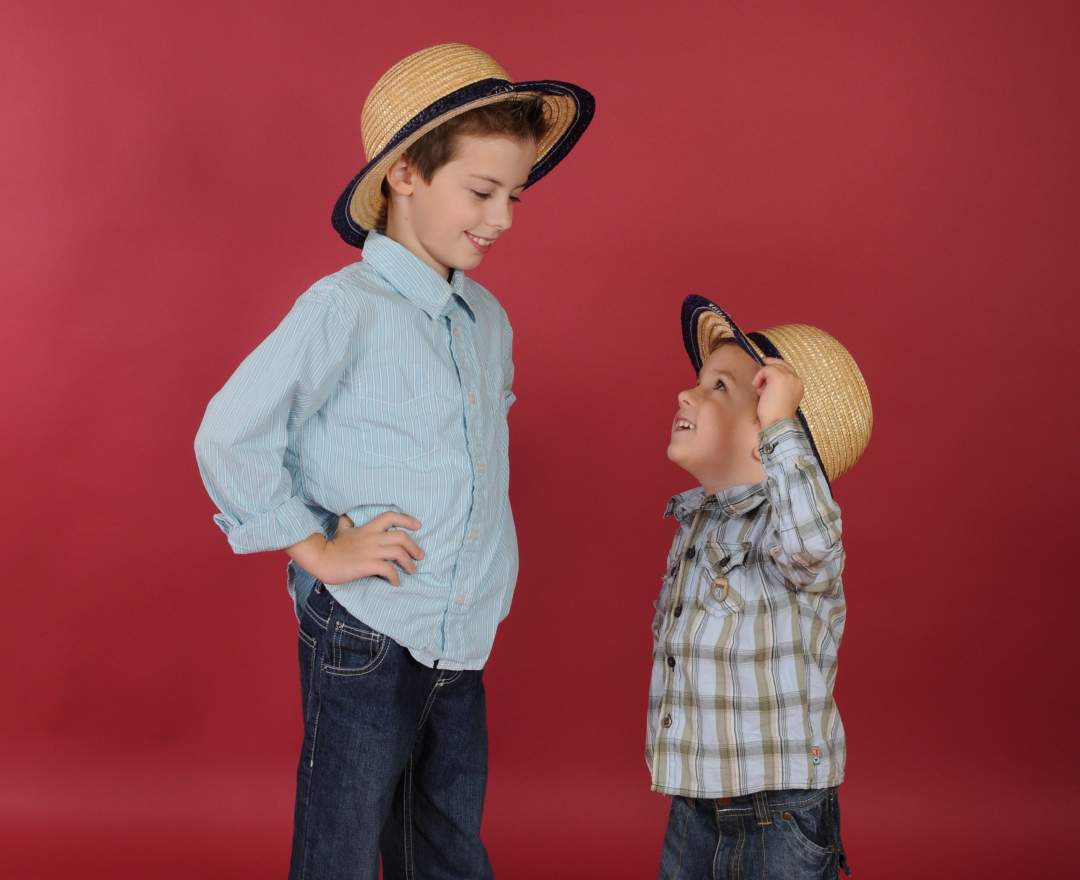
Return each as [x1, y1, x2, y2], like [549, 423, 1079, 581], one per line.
[681, 295, 873, 483]
[331, 43, 595, 247]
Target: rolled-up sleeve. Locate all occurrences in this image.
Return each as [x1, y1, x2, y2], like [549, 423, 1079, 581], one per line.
[194, 286, 352, 553]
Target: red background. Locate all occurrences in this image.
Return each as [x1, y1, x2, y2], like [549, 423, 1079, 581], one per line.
[4, 1, 1078, 877]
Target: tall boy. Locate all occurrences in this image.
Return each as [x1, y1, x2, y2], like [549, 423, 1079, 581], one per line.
[648, 296, 872, 879]
[194, 44, 593, 880]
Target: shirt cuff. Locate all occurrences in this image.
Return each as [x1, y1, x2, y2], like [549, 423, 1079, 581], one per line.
[213, 497, 326, 554]
[758, 417, 816, 468]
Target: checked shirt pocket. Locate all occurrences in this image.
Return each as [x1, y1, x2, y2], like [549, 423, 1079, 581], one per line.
[700, 540, 752, 616]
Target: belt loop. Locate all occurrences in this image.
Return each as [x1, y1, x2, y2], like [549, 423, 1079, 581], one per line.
[751, 791, 772, 827]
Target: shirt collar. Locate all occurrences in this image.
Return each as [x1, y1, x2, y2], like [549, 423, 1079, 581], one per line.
[361, 230, 476, 322]
[664, 481, 767, 523]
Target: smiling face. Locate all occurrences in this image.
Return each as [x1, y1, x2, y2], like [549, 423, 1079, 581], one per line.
[668, 341, 766, 493]
[384, 133, 538, 278]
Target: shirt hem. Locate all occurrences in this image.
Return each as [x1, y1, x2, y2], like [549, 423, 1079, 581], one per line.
[650, 773, 844, 799]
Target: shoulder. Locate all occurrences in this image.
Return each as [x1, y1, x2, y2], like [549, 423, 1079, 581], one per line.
[294, 261, 397, 326]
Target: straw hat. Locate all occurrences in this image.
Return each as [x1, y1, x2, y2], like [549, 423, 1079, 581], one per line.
[681, 295, 873, 482]
[331, 43, 595, 247]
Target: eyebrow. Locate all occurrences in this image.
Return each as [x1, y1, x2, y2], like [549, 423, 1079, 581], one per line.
[468, 173, 528, 190]
[699, 368, 737, 384]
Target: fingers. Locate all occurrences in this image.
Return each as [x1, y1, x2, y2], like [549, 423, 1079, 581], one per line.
[384, 546, 418, 575]
[381, 530, 425, 560]
[365, 511, 422, 532]
[337, 514, 355, 529]
[370, 561, 400, 587]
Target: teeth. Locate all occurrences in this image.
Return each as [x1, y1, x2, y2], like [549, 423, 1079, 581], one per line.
[469, 234, 492, 245]
[675, 419, 695, 431]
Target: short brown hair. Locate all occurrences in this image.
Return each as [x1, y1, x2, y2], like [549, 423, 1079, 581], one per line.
[707, 336, 740, 356]
[377, 97, 549, 230]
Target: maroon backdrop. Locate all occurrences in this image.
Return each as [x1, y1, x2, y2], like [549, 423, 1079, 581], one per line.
[4, 1, 1077, 876]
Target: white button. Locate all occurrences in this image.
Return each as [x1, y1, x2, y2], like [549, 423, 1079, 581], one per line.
[476, 463, 487, 475]
[452, 326, 460, 337]
[468, 528, 480, 540]
[455, 594, 466, 606]
[468, 391, 477, 406]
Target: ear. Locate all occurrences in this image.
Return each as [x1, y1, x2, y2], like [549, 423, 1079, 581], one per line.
[751, 444, 762, 464]
[385, 156, 417, 197]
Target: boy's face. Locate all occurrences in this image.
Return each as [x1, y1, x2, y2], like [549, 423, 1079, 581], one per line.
[385, 133, 538, 278]
[668, 343, 765, 493]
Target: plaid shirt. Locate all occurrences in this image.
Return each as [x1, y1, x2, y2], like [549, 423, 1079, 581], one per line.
[646, 418, 847, 798]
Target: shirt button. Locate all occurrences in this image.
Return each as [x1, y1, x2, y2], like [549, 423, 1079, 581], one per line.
[468, 391, 477, 406]
[662, 714, 673, 728]
[762, 441, 776, 455]
[452, 326, 461, 337]
[673, 605, 683, 618]
[468, 528, 480, 540]
[685, 546, 696, 561]
[455, 594, 466, 606]
[666, 656, 676, 668]
[476, 462, 487, 475]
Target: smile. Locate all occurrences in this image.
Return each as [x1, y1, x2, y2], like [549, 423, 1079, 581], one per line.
[466, 232, 495, 252]
[673, 418, 696, 432]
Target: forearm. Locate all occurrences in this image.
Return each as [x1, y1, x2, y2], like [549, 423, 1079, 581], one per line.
[760, 418, 844, 587]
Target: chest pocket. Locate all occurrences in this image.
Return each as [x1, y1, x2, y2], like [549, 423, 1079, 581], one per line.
[700, 540, 752, 616]
[342, 363, 460, 462]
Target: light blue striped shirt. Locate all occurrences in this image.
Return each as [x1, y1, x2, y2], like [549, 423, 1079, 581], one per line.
[194, 231, 518, 670]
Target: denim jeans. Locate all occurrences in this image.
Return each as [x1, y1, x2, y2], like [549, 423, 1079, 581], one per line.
[657, 787, 851, 880]
[288, 581, 493, 880]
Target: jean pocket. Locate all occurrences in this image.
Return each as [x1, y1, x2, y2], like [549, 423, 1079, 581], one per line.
[776, 791, 836, 859]
[323, 611, 390, 677]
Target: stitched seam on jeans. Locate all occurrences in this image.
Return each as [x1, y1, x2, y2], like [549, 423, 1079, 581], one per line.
[298, 626, 317, 649]
[729, 820, 743, 880]
[297, 694, 321, 880]
[780, 815, 833, 857]
[403, 759, 415, 880]
[321, 635, 390, 677]
[304, 598, 330, 629]
[670, 799, 690, 879]
[416, 678, 441, 731]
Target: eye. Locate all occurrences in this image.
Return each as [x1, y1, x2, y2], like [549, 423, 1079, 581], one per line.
[713, 379, 727, 391]
[470, 189, 493, 200]
[510, 195, 522, 204]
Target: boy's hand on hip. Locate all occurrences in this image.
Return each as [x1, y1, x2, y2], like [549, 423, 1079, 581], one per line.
[753, 357, 805, 429]
[287, 512, 424, 587]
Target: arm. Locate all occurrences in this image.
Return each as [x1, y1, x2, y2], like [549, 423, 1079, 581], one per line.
[194, 288, 350, 554]
[194, 285, 424, 584]
[754, 358, 844, 592]
[759, 419, 844, 592]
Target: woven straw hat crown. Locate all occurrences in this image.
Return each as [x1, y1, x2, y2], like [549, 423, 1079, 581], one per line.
[361, 44, 512, 160]
[695, 315, 873, 481]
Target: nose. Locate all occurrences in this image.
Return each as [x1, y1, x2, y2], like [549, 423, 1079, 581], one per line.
[677, 387, 695, 408]
[487, 196, 513, 233]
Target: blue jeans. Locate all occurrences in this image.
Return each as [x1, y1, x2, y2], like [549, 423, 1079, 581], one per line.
[657, 787, 851, 880]
[288, 582, 493, 880]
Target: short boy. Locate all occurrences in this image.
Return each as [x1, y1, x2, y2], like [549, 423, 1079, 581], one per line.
[647, 296, 872, 879]
[194, 44, 592, 880]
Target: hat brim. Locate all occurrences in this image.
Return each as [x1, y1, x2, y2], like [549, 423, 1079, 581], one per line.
[680, 294, 831, 486]
[331, 78, 595, 247]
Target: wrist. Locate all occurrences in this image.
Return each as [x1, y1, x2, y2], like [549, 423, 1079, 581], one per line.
[759, 410, 798, 430]
[286, 532, 331, 576]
